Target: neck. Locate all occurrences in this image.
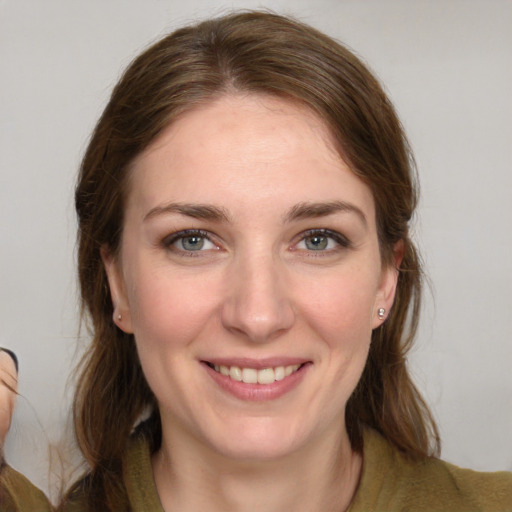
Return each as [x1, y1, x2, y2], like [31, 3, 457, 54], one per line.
[152, 422, 362, 512]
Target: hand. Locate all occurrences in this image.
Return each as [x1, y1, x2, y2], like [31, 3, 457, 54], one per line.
[0, 349, 18, 449]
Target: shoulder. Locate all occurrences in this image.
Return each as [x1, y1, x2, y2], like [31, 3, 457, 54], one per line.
[400, 454, 512, 511]
[59, 433, 162, 512]
[427, 458, 512, 509]
[0, 463, 53, 512]
[58, 469, 131, 512]
[349, 428, 512, 512]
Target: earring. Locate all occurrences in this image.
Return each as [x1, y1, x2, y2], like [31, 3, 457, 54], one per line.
[377, 308, 386, 319]
[115, 312, 122, 322]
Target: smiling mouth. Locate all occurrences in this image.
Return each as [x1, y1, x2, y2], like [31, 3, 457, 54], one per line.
[205, 362, 305, 385]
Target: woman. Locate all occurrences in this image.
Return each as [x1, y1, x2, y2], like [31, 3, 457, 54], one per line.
[1, 11, 511, 511]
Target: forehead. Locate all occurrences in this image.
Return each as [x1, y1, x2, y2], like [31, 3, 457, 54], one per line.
[127, 94, 375, 222]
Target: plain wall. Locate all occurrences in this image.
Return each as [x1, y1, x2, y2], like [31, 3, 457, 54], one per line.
[1, 0, 511, 495]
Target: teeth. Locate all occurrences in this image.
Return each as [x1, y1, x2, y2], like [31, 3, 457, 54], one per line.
[212, 363, 301, 384]
[242, 368, 258, 384]
[274, 366, 285, 381]
[230, 366, 242, 381]
[257, 368, 274, 384]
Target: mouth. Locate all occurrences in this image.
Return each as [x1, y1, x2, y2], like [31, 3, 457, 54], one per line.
[204, 362, 305, 385]
[202, 359, 311, 401]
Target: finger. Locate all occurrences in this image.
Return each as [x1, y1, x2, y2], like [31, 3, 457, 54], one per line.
[0, 351, 18, 393]
[0, 349, 18, 374]
[0, 350, 18, 447]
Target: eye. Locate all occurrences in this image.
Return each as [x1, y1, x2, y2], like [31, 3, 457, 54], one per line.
[164, 230, 218, 253]
[302, 234, 334, 251]
[294, 229, 350, 252]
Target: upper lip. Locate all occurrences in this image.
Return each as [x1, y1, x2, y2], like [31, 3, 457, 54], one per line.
[202, 357, 310, 369]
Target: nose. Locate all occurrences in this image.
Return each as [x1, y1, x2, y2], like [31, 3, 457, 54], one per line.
[220, 253, 296, 343]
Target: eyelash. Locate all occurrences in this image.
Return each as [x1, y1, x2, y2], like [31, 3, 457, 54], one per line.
[162, 229, 218, 255]
[162, 228, 351, 257]
[293, 229, 351, 254]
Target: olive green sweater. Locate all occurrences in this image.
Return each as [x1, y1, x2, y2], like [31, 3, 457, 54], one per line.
[1, 429, 511, 511]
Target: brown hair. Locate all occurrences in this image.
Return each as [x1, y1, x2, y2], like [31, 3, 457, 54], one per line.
[72, 10, 439, 509]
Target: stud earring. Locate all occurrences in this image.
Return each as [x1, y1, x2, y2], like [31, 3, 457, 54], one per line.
[377, 308, 386, 319]
[115, 312, 122, 322]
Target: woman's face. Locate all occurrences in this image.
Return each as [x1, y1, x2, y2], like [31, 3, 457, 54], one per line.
[104, 94, 399, 460]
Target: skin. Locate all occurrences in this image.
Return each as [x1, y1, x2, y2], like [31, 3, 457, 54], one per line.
[103, 94, 401, 511]
[0, 351, 17, 451]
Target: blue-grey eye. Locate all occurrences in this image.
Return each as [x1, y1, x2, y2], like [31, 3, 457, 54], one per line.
[295, 230, 349, 252]
[180, 235, 205, 251]
[164, 230, 218, 253]
[305, 235, 329, 250]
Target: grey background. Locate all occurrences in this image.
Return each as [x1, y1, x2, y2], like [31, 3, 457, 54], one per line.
[1, 0, 511, 496]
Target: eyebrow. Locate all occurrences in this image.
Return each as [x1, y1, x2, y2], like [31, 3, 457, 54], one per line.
[143, 203, 230, 223]
[284, 201, 367, 225]
[143, 200, 367, 225]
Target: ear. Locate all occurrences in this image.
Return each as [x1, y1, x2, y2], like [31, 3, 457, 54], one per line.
[372, 239, 404, 329]
[100, 245, 134, 333]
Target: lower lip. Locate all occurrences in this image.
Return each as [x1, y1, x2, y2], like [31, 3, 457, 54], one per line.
[203, 362, 310, 402]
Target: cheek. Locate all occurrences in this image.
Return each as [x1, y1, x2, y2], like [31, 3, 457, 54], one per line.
[126, 268, 219, 351]
[298, 267, 379, 340]
[296, 266, 377, 387]
[124, 269, 222, 409]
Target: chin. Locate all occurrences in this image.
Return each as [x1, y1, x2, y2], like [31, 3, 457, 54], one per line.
[203, 416, 310, 461]
[213, 437, 299, 462]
